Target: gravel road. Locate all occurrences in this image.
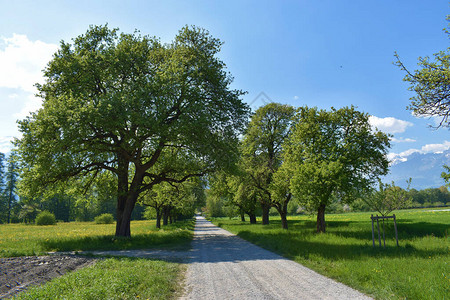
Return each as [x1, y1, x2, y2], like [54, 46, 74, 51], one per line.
[181, 216, 372, 300]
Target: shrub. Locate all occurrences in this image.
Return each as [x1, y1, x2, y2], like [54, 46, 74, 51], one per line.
[94, 213, 114, 224]
[35, 211, 57, 226]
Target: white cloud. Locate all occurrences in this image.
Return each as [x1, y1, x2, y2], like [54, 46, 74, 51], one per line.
[369, 116, 413, 134]
[293, 95, 299, 100]
[391, 137, 416, 143]
[388, 140, 450, 165]
[0, 136, 14, 154]
[0, 34, 57, 93]
[13, 93, 43, 119]
[421, 141, 450, 154]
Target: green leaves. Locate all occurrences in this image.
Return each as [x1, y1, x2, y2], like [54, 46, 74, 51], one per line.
[16, 24, 249, 195]
[283, 106, 390, 211]
[15, 24, 249, 235]
[394, 16, 450, 128]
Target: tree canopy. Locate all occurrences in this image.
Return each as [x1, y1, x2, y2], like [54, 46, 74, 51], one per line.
[15, 24, 250, 236]
[282, 106, 390, 232]
[240, 103, 295, 226]
[395, 16, 450, 128]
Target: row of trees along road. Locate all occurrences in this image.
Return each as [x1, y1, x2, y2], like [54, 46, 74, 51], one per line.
[209, 103, 391, 232]
[15, 25, 250, 237]
[12, 24, 399, 235]
[140, 178, 206, 229]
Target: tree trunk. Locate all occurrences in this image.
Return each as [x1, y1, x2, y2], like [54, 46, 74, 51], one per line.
[169, 215, 173, 224]
[115, 155, 130, 237]
[280, 211, 288, 229]
[240, 212, 245, 222]
[116, 194, 137, 237]
[274, 203, 289, 230]
[162, 207, 170, 226]
[317, 203, 326, 233]
[156, 208, 162, 229]
[261, 202, 270, 225]
[248, 212, 257, 224]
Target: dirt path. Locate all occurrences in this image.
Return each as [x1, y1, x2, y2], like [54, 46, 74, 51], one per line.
[0, 255, 95, 299]
[181, 216, 372, 300]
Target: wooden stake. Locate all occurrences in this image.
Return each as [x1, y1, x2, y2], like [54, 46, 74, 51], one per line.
[371, 214, 375, 247]
[393, 214, 399, 247]
[376, 215, 381, 247]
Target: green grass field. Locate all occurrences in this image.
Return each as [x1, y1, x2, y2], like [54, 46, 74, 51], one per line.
[14, 258, 183, 300]
[212, 208, 449, 300]
[1, 219, 194, 299]
[0, 219, 194, 257]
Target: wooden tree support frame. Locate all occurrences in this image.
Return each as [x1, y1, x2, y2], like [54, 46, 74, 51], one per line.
[371, 214, 399, 247]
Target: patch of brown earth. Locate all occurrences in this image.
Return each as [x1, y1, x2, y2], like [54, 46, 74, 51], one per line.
[0, 255, 96, 299]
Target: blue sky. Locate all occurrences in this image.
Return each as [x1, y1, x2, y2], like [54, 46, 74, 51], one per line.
[0, 0, 449, 163]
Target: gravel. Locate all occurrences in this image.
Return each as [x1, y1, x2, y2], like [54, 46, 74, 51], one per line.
[181, 216, 372, 300]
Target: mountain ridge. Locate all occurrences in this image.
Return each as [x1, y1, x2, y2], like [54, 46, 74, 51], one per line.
[383, 150, 450, 189]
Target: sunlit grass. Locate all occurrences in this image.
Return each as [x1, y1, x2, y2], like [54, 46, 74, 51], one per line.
[212, 208, 449, 300]
[0, 219, 194, 257]
[14, 257, 184, 300]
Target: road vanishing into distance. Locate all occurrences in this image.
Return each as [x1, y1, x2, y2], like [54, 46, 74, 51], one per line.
[181, 216, 372, 300]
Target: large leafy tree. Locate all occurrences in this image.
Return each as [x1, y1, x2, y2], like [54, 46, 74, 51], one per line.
[241, 103, 295, 226]
[15, 25, 249, 236]
[208, 169, 258, 223]
[141, 178, 204, 228]
[283, 106, 390, 233]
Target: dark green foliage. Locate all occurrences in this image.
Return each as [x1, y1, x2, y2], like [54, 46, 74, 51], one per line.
[283, 106, 390, 232]
[35, 211, 57, 226]
[0, 152, 6, 223]
[94, 213, 114, 224]
[15, 24, 249, 237]
[0, 153, 19, 224]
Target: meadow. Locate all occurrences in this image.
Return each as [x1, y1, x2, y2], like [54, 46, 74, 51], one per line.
[1, 219, 194, 299]
[14, 258, 183, 300]
[0, 219, 194, 257]
[212, 208, 449, 300]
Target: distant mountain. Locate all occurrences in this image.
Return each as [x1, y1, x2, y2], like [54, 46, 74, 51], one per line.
[382, 150, 450, 189]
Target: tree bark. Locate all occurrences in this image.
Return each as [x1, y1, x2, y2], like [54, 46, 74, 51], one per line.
[248, 212, 257, 224]
[240, 212, 245, 222]
[117, 195, 137, 236]
[261, 202, 270, 225]
[156, 208, 162, 229]
[115, 155, 130, 237]
[276, 204, 288, 230]
[162, 206, 170, 226]
[317, 203, 326, 233]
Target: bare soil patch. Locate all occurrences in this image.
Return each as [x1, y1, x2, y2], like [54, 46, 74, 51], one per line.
[0, 255, 96, 299]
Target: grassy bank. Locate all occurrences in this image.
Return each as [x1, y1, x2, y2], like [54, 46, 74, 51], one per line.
[2, 219, 194, 299]
[211, 209, 449, 299]
[0, 219, 194, 257]
[14, 257, 183, 300]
